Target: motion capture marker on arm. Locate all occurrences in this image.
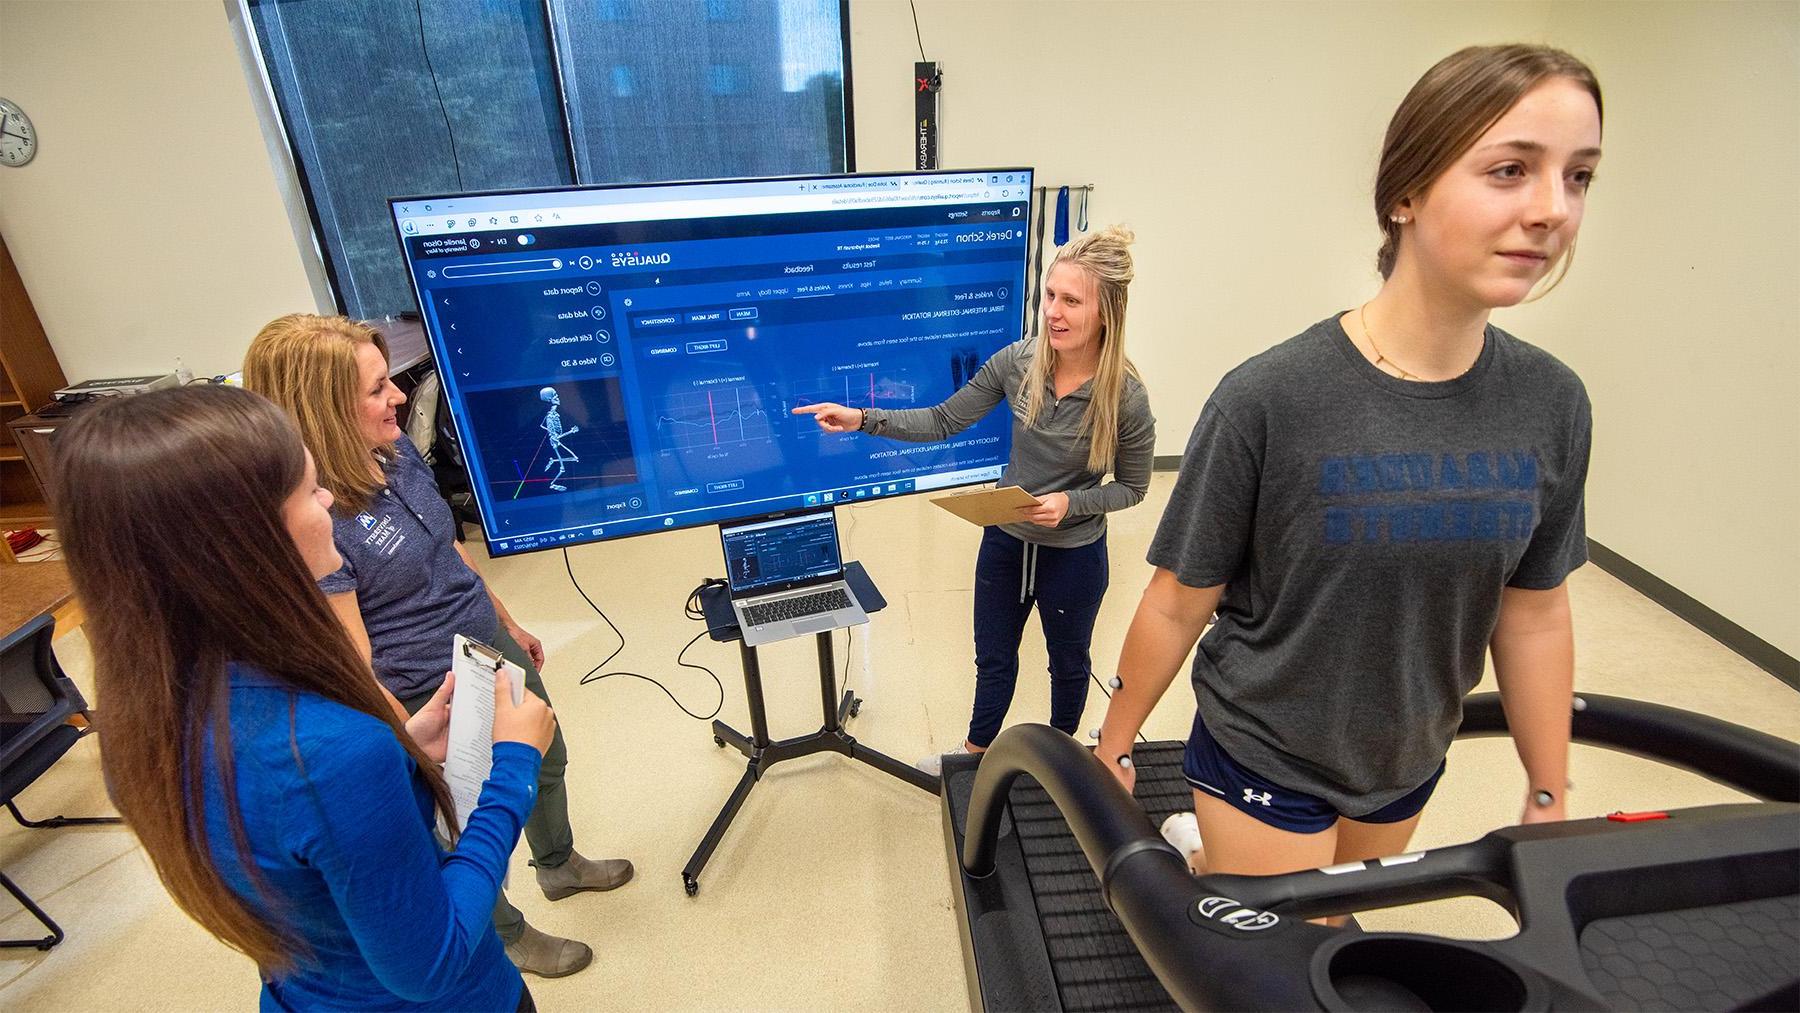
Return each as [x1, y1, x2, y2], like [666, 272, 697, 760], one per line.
[1109, 676, 1122, 690]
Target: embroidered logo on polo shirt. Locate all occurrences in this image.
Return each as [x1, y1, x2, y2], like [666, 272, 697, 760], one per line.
[356, 513, 377, 530]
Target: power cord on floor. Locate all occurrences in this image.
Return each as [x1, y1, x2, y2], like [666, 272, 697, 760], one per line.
[565, 548, 725, 722]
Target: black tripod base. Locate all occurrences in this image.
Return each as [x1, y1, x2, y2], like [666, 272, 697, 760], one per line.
[681, 691, 936, 896]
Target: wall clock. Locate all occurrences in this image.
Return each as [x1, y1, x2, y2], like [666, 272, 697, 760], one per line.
[0, 98, 38, 167]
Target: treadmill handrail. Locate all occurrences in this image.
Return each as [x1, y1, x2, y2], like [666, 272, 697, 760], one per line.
[958, 724, 1316, 1012]
[1459, 692, 1800, 802]
[957, 700, 1800, 1010]
[961, 724, 1175, 884]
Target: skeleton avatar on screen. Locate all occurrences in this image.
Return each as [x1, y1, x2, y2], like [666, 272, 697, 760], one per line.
[538, 386, 581, 492]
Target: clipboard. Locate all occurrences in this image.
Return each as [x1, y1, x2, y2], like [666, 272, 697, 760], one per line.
[931, 484, 1041, 527]
[443, 634, 526, 832]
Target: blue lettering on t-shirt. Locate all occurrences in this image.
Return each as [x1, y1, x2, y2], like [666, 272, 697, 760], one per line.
[1318, 457, 1348, 495]
[1497, 450, 1536, 489]
[1314, 449, 1540, 547]
[1439, 454, 1464, 489]
[1324, 506, 1352, 544]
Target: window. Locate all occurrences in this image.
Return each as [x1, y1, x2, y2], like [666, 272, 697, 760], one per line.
[611, 65, 636, 98]
[244, 0, 850, 320]
[550, 0, 846, 186]
[707, 64, 741, 95]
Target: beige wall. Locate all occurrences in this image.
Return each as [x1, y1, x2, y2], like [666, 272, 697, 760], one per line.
[0, 1, 1792, 654]
[0, 0, 318, 382]
[851, 0, 1799, 658]
[1510, 0, 1800, 658]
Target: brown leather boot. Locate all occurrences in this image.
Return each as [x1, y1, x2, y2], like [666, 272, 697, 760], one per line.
[503, 923, 593, 978]
[533, 851, 634, 901]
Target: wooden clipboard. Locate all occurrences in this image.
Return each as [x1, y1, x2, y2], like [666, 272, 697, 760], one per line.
[931, 485, 1041, 527]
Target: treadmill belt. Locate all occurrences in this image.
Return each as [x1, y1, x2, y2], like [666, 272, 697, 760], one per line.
[1578, 893, 1800, 1011]
[1009, 741, 1191, 1012]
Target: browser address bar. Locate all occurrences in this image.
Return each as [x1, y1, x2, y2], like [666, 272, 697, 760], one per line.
[415, 189, 1009, 233]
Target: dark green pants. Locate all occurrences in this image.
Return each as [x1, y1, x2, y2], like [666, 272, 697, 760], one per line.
[401, 625, 573, 943]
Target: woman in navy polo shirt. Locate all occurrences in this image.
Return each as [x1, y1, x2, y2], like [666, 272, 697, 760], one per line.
[246, 314, 629, 979]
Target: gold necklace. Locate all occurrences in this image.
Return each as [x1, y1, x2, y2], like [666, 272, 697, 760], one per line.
[1357, 303, 1426, 381]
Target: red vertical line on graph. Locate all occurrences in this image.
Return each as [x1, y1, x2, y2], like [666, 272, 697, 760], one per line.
[708, 389, 719, 445]
[736, 388, 745, 441]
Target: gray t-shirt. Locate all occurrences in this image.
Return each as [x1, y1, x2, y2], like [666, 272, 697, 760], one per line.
[1149, 315, 1591, 815]
[863, 338, 1156, 548]
[318, 435, 499, 697]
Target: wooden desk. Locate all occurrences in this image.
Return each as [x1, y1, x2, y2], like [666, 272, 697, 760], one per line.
[0, 560, 82, 640]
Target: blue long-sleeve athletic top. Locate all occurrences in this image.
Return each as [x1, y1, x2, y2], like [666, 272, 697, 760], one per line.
[200, 664, 538, 1011]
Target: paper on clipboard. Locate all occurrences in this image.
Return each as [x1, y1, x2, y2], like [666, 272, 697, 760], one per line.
[443, 634, 526, 832]
[931, 484, 1041, 527]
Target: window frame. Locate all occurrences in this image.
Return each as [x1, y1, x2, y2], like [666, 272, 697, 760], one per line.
[225, 0, 856, 319]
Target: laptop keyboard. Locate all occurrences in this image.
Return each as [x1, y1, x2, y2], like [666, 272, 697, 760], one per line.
[744, 587, 852, 627]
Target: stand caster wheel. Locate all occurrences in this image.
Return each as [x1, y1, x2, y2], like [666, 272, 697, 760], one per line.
[683, 875, 699, 897]
[848, 698, 862, 717]
[713, 735, 725, 748]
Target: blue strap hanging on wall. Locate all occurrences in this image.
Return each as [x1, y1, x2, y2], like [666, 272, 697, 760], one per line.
[1027, 188, 1048, 336]
[1053, 186, 1070, 246]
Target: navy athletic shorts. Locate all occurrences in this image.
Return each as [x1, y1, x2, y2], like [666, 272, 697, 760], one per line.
[1181, 709, 1445, 834]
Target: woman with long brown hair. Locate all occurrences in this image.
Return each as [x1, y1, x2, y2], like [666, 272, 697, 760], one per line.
[245, 314, 629, 978]
[1098, 44, 1602, 899]
[55, 385, 556, 1010]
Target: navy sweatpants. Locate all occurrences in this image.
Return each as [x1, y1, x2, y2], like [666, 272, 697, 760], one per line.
[967, 526, 1110, 748]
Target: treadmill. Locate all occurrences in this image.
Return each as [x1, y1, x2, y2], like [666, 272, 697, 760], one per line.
[941, 692, 1799, 1012]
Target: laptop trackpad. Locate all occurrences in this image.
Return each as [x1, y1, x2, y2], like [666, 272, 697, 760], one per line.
[794, 616, 838, 634]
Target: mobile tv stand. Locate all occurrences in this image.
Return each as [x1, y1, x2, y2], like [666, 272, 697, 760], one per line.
[684, 560, 935, 896]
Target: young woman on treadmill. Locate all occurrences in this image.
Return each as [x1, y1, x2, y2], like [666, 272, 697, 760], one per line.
[794, 226, 1157, 775]
[1097, 45, 1603, 894]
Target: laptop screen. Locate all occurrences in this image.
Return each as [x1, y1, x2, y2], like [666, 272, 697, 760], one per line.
[720, 511, 843, 595]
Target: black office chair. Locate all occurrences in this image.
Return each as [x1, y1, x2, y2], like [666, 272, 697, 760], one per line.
[0, 612, 122, 950]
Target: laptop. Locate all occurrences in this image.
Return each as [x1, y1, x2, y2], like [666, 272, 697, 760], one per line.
[719, 509, 868, 647]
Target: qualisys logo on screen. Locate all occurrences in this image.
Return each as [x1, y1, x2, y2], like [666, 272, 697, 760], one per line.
[610, 250, 672, 268]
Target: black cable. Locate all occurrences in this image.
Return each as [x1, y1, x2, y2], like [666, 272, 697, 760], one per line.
[413, 0, 465, 191]
[909, 0, 928, 63]
[839, 504, 859, 701]
[565, 549, 724, 722]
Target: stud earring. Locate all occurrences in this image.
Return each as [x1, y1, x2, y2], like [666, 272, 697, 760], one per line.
[1389, 214, 1410, 225]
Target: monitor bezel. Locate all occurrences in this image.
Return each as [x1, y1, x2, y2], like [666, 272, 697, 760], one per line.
[386, 167, 1034, 555]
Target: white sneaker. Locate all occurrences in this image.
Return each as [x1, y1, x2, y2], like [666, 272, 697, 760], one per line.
[915, 742, 973, 777]
[1160, 811, 1204, 862]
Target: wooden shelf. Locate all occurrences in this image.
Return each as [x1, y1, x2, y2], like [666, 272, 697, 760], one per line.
[0, 497, 52, 527]
[0, 229, 67, 530]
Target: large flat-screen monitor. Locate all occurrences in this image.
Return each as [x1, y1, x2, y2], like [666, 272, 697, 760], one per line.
[389, 169, 1033, 556]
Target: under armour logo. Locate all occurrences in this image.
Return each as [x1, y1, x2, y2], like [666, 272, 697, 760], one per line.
[1243, 789, 1272, 806]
